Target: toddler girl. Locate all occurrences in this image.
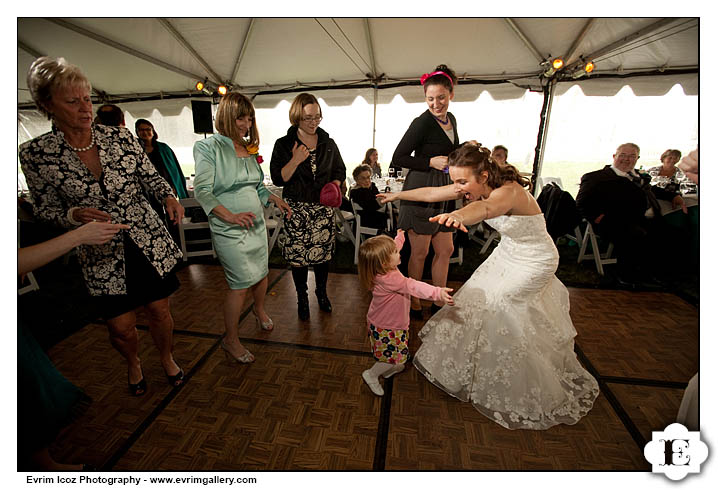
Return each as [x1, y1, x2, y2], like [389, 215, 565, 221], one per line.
[357, 230, 454, 396]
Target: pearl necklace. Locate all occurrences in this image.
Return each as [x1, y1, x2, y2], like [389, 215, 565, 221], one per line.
[432, 114, 450, 126]
[64, 127, 96, 152]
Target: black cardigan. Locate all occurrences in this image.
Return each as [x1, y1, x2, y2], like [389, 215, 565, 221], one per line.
[391, 109, 460, 233]
[269, 126, 346, 203]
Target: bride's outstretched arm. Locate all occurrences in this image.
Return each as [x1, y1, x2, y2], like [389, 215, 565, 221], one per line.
[430, 185, 515, 232]
[377, 184, 459, 204]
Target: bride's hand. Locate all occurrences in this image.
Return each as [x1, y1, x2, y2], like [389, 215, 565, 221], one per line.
[377, 192, 398, 204]
[429, 213, 468, 232]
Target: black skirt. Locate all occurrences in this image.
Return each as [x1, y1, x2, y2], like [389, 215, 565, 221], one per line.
[93, 234, 180, 320]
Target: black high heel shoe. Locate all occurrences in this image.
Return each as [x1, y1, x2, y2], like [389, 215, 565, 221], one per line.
[128, 369, 146, 396]
[165, 367, 185, 387]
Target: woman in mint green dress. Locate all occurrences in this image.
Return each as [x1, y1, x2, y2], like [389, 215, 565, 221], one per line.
[193, 92, 291, 363]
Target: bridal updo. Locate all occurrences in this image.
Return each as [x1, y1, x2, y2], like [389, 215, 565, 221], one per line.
[449, 143, 530, 189]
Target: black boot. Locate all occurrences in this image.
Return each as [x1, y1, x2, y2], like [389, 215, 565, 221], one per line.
[297, 294, 310, 321]
[315, 289, 332, 313]
[313, 262, 332, 312]
[292, 266, 310, 321]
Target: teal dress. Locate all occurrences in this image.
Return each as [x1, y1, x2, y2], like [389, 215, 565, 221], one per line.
[193, 134, 271, 289]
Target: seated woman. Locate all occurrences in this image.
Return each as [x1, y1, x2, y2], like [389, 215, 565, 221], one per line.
[349, 164, 390, 230]
[362, 148, 382, 177]
[648, 148, 696, 195]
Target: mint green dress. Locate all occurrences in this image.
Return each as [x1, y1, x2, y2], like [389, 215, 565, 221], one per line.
[193, 134, 271, 289]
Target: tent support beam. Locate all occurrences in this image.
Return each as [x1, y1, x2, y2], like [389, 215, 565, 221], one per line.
[45, 18, 209, 85]
[18, 36, 107, 99]
[504, 18, 546, 63]
[231, 18, 256, 86]
[158, 18, 223, 84]
[364, 19, 378, 147]
[531, 80, 556, 193]
[564, 18, 679, 72]
[564, 19, 596, 64]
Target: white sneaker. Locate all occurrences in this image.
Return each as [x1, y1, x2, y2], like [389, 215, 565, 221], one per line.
[362, 369, 384, 396]
[383, 363, 406, 379]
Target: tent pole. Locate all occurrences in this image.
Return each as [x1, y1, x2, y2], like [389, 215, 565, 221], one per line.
[372, 85, 378, 148]
[531, 79, 556, 194]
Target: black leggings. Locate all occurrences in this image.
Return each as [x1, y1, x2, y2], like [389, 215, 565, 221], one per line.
[291, 261, 330, 297]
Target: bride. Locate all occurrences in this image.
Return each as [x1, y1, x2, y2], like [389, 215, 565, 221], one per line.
[379, 144, 598, 430]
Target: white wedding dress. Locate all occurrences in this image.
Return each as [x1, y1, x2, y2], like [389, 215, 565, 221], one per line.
[414, 214, 599, 430]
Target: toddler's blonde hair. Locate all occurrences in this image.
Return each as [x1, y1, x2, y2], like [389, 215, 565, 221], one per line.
[358, 235, 396, 291]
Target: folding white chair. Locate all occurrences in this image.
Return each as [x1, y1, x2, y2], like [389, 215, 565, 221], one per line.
[466, 222, 500, 255]
[351, 200, 392, 264]
[535, 176, 564, 196]
[264, 202, 284, 254]
[335, 208, 356, 245]
[178, 198, 216, 261]
[577, 221, 617, 275]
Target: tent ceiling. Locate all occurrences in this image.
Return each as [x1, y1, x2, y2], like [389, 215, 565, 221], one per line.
[17, 17, 698, 107]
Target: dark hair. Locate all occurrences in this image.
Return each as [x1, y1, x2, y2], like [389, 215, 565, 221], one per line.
[362, 148, 378, 165]
[449, 144, 530, 189]
[352, 164, 373, 181]
[423, 64, 457, 93]
[492, 145, 508, 157]
[135, 118, 158, 142]
[96, 104, 124, 127]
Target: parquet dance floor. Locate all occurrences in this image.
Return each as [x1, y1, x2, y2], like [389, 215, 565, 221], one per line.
[44, 264, 698, 471]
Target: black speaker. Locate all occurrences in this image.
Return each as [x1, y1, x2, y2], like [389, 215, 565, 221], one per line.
[191, 100, 214, 134]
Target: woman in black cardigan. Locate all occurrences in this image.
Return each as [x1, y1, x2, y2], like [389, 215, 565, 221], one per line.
[392, 64, 460, 318]
[270, 93, 346, 321]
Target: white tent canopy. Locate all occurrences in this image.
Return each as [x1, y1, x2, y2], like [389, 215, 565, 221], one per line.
[18, 17, 698, 105]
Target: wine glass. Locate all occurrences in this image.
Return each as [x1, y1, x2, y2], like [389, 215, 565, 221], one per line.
[396, 170, 403, 180]
[388, 167, 395, 179]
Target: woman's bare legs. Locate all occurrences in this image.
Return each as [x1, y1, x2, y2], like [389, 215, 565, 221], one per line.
[106, 311, 142, 386]
[222, 288, 252, 357]
[144, 297, 181, 377]
[250, 275, 271, 324]
[407, 230, 432, 310]
[430, 231, 454, 306]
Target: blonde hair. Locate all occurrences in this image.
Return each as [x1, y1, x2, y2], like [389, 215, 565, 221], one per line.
[358, 235, 396, 290]
[289, 93, 322, 126]
[215, 92, 259, 146]
[26, 56, 92, 120]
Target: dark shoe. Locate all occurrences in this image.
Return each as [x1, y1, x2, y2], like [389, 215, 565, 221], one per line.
[316, 291, 332, 313]
[410, 307, 423, 320]
[165, 367, 185, 387]
[128, 369, 146, 397]
[298, 295, 310, 321]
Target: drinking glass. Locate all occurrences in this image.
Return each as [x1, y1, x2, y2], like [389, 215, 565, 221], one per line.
[397, 170, 403, 180]
[388, 167, 395, 179]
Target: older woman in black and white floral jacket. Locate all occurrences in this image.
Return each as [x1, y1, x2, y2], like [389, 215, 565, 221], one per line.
[19, 56, 186, 396]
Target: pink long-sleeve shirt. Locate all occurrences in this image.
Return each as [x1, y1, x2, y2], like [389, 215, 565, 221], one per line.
[366, 232, 445, 331]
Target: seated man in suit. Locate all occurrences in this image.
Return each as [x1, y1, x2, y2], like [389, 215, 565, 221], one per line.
[576, 142, 684, 286]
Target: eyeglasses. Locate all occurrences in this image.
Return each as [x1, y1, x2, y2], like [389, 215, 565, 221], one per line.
[301, 116, 322, 123]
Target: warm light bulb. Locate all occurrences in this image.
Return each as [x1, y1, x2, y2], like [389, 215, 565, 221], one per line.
[217, 85, 228, 96]
[552, 58, 564, 70]
[195, 81, 204, 91]
[584, 61, 595, 73]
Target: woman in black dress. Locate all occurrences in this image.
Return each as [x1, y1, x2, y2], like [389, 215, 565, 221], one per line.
[392, 64, 460, 318]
